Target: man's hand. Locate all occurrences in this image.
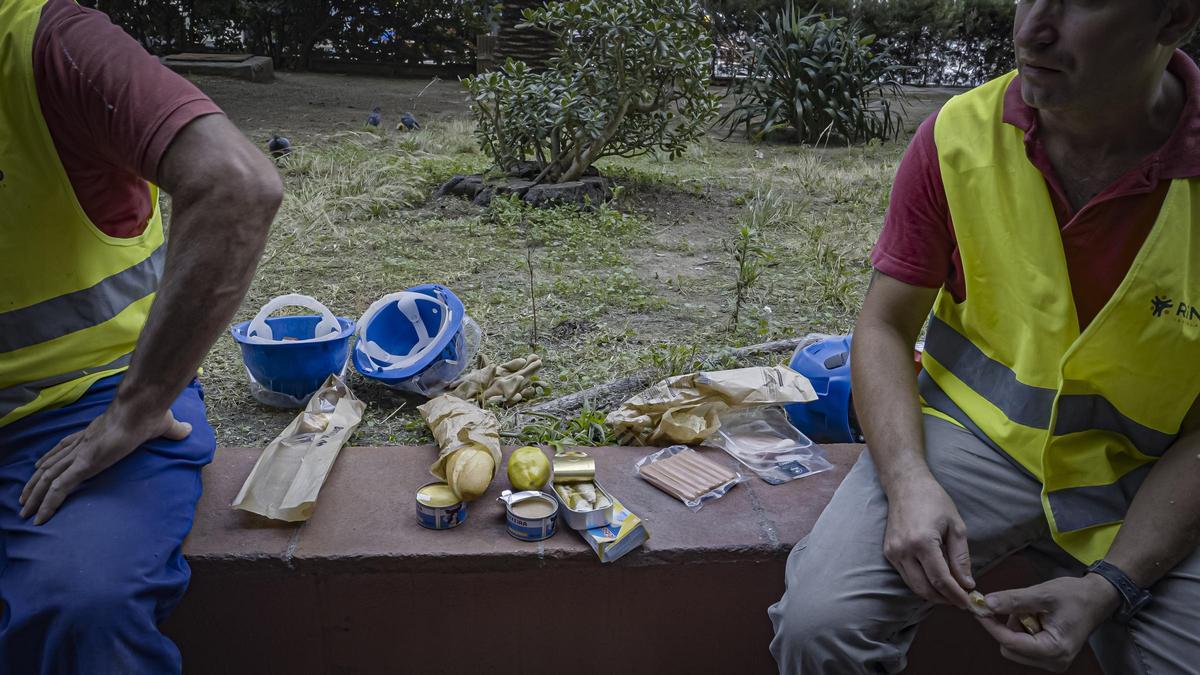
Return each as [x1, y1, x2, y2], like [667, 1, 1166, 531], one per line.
[975, 575, 1121, 672]
[19, 407, 192, 524]
[883, 471, 975, 608]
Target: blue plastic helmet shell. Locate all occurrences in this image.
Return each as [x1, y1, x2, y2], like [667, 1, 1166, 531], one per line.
[231, 315, 355, 404]
[783, 334, 858, 443]
[352, 284, 468, 392]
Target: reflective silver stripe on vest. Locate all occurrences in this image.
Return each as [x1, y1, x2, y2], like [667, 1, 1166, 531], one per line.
[925, 316, 1056, 428]
[1047, 463, 1152, 533]
[925, 316, 1175, 457]
[0, 352, 133, 419]
[918, 371, 1037, 479]
[1054, 395, 1174, 457]
[922, 371, 1152, 533]
[0, 245, 165, 354]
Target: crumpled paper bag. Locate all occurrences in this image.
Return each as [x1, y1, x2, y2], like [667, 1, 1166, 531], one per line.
[607, 365, 817, 445]
[232, 374, 365, 522]
[417, 393, 502, 480]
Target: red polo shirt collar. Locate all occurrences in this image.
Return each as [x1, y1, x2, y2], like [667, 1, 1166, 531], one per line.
[1002, 50, 1200, 211]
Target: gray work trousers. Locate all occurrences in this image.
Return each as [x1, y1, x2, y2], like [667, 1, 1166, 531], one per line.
[768, 416, 1200, 674]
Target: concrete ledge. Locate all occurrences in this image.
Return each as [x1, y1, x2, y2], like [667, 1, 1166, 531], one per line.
[161, 54, 274, 83]
[166, 444, 1101, 674]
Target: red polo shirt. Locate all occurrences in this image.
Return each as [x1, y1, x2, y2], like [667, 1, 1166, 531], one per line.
[32, 0, 224, 238]
[873, 50, 1200, 330]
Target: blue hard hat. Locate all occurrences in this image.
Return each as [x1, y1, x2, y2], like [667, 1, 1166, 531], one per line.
[783, 334, 860, 443]
[352, 284, 473, 395]
[231, 294, 355, 407]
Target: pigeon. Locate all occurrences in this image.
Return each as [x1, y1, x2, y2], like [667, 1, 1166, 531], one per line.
[267, 134, 292, 159]
[366, 106, 382, 128]
[398, 111, 420, 131]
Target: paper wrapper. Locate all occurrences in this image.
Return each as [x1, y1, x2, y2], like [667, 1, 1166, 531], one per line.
[232, 374, 365, 522]
[607, 366, 817, 445]
[417, 393, 503, 479]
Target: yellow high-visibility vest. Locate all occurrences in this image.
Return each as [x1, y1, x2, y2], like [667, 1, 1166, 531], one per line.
[0, 0, 163, 427]
[921, 70, 1200, 563]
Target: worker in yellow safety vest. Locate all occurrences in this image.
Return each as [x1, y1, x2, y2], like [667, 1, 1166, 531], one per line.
[770, 1, 1200, 673]
[0, 1, 280, 672]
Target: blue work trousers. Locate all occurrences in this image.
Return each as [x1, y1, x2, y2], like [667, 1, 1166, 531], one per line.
[0, 375, 215, 674]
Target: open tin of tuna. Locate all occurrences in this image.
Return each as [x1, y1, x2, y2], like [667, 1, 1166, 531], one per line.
[497, 490, 559, 542]
[416, 482, 467, 530]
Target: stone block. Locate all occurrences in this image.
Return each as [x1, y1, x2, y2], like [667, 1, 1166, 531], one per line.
[160, 54, 274, 83]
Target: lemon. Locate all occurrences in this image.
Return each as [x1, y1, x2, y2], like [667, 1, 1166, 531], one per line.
[507, 446, 551, 491]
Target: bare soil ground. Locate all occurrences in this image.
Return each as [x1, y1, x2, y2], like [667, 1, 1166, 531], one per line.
[184, 72, 958, 448]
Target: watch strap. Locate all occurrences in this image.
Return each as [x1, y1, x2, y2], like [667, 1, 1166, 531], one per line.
[1087, 559, 1151, 623]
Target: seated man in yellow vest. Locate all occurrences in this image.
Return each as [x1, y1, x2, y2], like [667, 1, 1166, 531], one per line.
[0, 1, 281, 672]
[770, 2, 1200, 673]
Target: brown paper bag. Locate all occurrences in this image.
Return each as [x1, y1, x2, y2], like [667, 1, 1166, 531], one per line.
[417, 393, 502, 479]
[232, 374, 365, 522]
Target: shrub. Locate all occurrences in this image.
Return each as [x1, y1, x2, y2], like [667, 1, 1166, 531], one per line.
[462, 0, 720, 184]
[719, 2, 905, 144]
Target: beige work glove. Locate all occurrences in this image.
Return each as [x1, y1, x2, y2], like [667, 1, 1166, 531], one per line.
[450, 354, 543, 406]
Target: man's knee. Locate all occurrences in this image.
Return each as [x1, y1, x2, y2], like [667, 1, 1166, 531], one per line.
[771, 541, 917, 674]
[9, 547, 180, 637]
[53, 582, 142, 635]
[771, 548, 870, 669]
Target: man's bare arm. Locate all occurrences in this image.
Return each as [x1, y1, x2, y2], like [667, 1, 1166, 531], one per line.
[20, 114, 281, 523]
[1106, 410, 1200, 588]
[853, 271, 976, 608]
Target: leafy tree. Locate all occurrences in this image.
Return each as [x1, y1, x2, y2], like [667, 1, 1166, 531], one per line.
[463, 0, 720, 183]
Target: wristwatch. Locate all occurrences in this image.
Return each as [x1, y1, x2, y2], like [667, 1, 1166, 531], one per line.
[1086, 559, 1152, 623]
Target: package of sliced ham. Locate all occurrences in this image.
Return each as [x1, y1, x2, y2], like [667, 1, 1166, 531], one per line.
[634, 445, 747, 511]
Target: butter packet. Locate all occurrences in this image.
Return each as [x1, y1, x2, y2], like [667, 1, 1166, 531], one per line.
[576, 498, 648, 563]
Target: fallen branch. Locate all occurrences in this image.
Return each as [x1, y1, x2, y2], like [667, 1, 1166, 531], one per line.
[523, 334, 829, 420]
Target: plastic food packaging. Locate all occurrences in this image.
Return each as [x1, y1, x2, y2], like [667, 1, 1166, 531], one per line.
[607, 366, 817, 446]
[701, 406, 833, 485]
[634, 445, 746, 511]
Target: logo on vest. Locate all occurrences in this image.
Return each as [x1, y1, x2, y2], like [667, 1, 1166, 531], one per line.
[1152, 295, 1200, 323]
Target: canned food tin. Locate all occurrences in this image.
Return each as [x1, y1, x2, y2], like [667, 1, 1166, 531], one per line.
[498, 490, 559, 542]
[551, 450, 596, 483]
[549, 479, 615, 530]
[416, 482, 467, 530]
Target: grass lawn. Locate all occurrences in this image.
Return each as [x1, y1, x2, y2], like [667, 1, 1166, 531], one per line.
[185, 73, 951, 448]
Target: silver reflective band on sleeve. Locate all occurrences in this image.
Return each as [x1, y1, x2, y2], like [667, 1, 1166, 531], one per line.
[925, 316, 1056, 428]
[0, 245, 165, 354]
[1046, 463, 1152, 533]
[0, 351, 133, 419]
[925, 316, 1175, 458]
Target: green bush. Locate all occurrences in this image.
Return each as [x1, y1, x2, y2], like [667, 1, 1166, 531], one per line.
[462, 0, 720, 184]
[719, 2, 905, 144]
